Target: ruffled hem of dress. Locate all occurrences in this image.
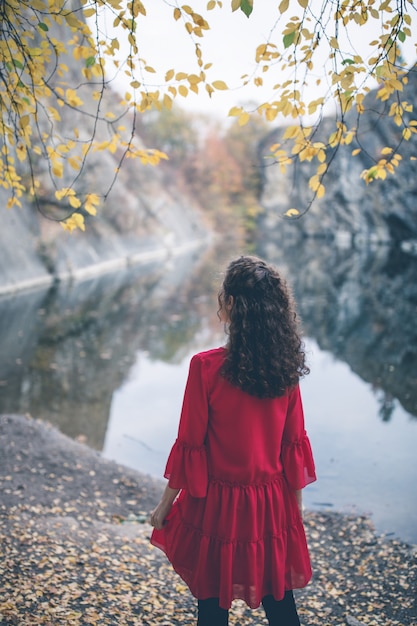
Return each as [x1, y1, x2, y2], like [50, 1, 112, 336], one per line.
[151, 514, 312, 610]
[164, 439, 208, 497]
[150, 475, 313, 609]
[281, 430, 316, 490]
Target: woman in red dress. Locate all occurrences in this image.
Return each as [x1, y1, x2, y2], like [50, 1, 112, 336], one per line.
[150, 255, 316, 625]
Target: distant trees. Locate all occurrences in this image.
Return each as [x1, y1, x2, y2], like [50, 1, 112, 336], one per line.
[1, 0, 415, 228]
[139, 104, 268, 237]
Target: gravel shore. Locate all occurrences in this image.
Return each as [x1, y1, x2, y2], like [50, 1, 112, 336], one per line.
[1, 414, 416, 626]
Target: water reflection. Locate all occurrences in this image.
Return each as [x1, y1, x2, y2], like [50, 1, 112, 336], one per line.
[258, 239, 417, 419]
[0, 247, 225, 449]
[0, 240, 416, 543]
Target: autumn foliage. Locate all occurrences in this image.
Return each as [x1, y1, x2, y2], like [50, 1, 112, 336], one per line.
[0, 0, 416, 228]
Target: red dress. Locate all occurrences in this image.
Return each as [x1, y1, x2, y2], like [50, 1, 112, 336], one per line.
[151, 347, 316, 610]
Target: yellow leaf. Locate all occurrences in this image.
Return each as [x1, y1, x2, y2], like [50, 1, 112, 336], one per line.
[279, 0, 289, 13]
[83, 7, 96, 17]
[188, 73, 201, 84]
[84, 193, 100, 215]
[265, 108, 278, 121]
[317, 150, 326, 164]
[69, 195, 81, 209]
[7, 196, 22, 208]
[68, 157, 81, 170]
[61, 211, 85, 232]
[403, 128, 412, 140]
[283, 125, 300, 140]
[229, 106, 243, 117]
[66, 89, 83, 107]
[16, 145, 27, 162]
[52, 162, 63, 178]
[48, 106, 61, 121]
[212, 80, 228, 90]
[64, 12, 82, 28]
[61, 221, 76, 233]
[309, 174, 320, 191]
[163, 93, 173, 109]
[73, 46, 83, 60]
[297, 0, 308, 7]
[72, 212, 85, 230]
[381, 147, 393, 155]
[165, 69, 175, 81]
[238, 112, 250, 126]
[285, 208, 300, 217]
[351, 148, 361, 156]
[20, 115, 30, 129]
[55, 187, 73, 201]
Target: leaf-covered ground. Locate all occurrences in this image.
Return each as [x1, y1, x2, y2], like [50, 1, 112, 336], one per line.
[1, 414, 416, 626]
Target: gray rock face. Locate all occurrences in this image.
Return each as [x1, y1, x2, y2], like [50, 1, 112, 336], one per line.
[0, 170, 209, 295]
[256, 238, 417, 419]
[0, 4, 210, 295]
[258, 65, 417, 244]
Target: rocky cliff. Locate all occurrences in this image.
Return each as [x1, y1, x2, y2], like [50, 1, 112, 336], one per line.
[0, 4, 211, 296]
[0, 168, 210, 296]
[256, 238, 417, 419]
[258, 65, 417, 244]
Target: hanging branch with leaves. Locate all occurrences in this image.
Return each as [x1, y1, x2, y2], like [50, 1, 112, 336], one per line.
[0, 0, 416, 228]
[228, 0, 417, 217]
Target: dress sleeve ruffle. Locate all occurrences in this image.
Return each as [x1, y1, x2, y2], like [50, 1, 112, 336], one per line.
[164, 439, 208, 498]
[282, 430, 316, 490]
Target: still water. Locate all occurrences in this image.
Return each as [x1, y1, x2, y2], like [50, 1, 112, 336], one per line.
[1, 241, 416, 544]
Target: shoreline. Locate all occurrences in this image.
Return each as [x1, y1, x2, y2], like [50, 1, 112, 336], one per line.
[1, 414, 416, 625]
[0, 236, 211, 298]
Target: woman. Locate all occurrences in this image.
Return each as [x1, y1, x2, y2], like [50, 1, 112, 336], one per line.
[150, 255, 316, 625]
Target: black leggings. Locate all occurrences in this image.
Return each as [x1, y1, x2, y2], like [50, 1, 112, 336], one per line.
[197, 591, 300, 626]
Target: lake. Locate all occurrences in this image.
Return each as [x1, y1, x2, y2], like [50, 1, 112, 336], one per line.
[1, 240, 416, 545]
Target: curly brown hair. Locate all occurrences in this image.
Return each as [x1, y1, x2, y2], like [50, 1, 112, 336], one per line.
[218, 256, 309, 398]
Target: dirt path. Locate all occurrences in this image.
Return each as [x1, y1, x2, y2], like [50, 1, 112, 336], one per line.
[1, 414, 416, 625]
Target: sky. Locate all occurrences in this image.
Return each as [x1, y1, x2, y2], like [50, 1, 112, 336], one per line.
[98, 1, 417, 121]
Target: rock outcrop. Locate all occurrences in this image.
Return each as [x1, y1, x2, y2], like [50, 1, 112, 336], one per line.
[256, 238, 417, 419]
[0, 3, 210, 296]
[258, 64, 417, 244]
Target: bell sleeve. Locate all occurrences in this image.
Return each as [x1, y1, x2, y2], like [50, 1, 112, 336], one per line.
[281, 384, 316, 490]
[164, 354, 209, 497]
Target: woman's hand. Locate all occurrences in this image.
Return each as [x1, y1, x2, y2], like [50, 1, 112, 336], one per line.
[294, 489, 303, 519]
[150, 485, 180, 530]
[150, 500, 172, 530]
